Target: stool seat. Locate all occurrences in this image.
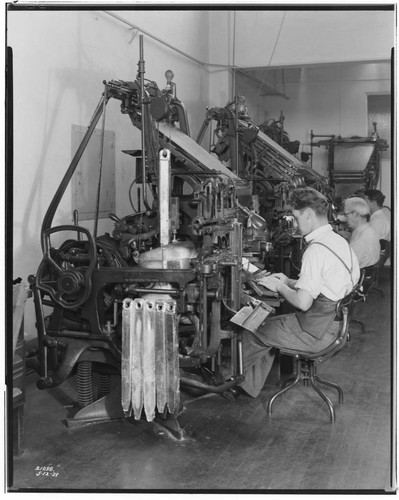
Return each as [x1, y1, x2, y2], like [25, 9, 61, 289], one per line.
[267, 303, 349, 423]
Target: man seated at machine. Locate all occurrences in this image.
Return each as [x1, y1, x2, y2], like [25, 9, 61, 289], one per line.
[238, 187, 360, 398]
[363, 189, 391, 266]
[340, 197, 380, 269]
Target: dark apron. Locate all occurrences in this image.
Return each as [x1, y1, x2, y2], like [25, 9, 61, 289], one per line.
[296, 294, 337, 339]
[295, 239, 354, 340]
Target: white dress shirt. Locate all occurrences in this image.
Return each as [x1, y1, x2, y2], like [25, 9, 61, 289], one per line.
[369, 208, 391, 241]
[350, 223, 380, 268]
[296, 224, 360, 301]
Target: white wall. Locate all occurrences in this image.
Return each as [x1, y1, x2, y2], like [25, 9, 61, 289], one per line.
[233, 10, 394, 67]
[8, 9, 210, 337]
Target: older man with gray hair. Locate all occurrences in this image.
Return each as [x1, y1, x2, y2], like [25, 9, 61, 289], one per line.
[342, 196, 380, 269]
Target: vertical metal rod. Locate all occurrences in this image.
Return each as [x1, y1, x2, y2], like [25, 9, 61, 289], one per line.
[231, 221, 242, 309]
[73, 210, 81, 241]
[310, 130, 314, 169]
[94, 85, 108, 239]
[237, 336, 243, 375]
[234, 95, 239, 175]
[159, 149, 171, 246]
[231, 337, 237, 377]
[32, 284, 47, 378]
[201, 276, 208, 350]
[231, 11, 237, 100]
[138, 35, 149, 210]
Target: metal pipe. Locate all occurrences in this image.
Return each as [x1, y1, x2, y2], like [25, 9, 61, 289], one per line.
[231, 221, 242, 309]
[31, 283, 47, 378]
[231, 337, 237, 378]
[201, 276, 208, 350]
[138, 35, 149, 211]
[73, 210, 81, 241]
[94, 84, 108, 239]
[104, 11, 235, 69]
[159, 149, 171, 246]
[180, 375, 244, 393]
[134, 288, 179, 296]
[231, 10, 237, 100]
[237, 336, 243, 375]
[234, 95, 239, 175]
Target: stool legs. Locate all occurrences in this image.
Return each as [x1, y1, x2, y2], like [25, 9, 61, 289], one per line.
[314, 375, 344, 403]
[309, 376, 335, 423]
[350, 317, 366, 334]
[267, 359, 343, 423]
[267, 359, 301, 415]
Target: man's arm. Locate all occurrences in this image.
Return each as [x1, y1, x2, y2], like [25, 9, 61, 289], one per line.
[257, 274, 314, 311]
[275, 282, 313, 311]
[271, 273, 298, 289]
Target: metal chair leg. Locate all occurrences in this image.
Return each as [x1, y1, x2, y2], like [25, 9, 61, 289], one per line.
[370, 286, 384, 298]
[314, 375, 344, 403]
[306, 363, 335, 422]
[309, 378, 336, 423]
[268, 359, 342, 422]
[267, 360, 302, 415]
[350, 317, 365, 334]
[281, 374, 298, 388]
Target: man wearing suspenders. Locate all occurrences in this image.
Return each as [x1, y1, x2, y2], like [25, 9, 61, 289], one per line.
[239, 187, 360, 398]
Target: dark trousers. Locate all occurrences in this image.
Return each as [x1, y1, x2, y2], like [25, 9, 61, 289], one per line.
[239, 313, 340, 398]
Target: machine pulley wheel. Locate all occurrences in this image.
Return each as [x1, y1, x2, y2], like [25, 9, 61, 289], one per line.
[58, 270, 85, 295]
[37, 225, 97, 309]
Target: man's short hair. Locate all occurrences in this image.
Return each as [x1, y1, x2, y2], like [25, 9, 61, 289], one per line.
[344, 197, 370, 217]
[364, 189, 385, 207]
[290, 187, 329, 216]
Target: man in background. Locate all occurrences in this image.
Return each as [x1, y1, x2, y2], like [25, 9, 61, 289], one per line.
[342, 197, 380, 269]
[364, 189, 391, 266]
[364, 189, 391, 242]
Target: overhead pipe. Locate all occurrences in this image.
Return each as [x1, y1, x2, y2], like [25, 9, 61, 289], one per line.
[104, 11, 235, 69]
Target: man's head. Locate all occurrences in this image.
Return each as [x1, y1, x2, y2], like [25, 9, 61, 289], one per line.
[343, 197, 370, 230]
[364, 189, 385, 214]
[290, 187, 329, 236]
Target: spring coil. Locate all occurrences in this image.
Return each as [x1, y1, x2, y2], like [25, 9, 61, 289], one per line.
[98, 374, 111, 398]
[77, 361, 93, 407]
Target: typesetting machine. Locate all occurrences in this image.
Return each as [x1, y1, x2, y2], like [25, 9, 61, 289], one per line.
[28, 37, 329, 434]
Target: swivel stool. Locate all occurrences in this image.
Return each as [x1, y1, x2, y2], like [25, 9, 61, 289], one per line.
[267, 300, 349, 423]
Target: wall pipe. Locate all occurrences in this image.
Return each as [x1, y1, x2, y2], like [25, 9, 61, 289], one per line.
[104, 11, 236, 70]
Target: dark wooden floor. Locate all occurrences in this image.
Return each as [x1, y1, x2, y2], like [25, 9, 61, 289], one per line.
[8, 268, 395, 492]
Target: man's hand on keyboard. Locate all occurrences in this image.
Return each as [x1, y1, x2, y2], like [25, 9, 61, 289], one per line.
[254, 275, 281, 293]
[269, 273, 290, 285]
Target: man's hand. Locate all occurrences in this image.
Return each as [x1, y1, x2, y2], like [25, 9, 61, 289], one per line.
[255, 275, 282, 293]
[269, 272, 290, 285]
[253, 270, 271, 280]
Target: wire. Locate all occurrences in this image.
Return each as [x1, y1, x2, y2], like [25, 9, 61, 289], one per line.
[267, 12, 286, 67]
[255, 12, 287, 97]
[232, 11, 237, 100]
